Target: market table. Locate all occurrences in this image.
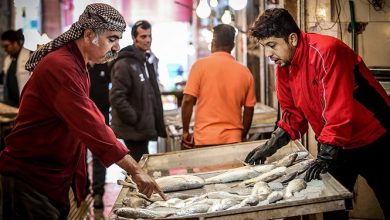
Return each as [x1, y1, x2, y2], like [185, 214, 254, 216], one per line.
[0, 102, 18, 150]
[109, 140, 352, 220]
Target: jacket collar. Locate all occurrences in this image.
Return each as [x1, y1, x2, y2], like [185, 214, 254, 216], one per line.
[290, 31, 306, 68]
[66, 41, 87, 72]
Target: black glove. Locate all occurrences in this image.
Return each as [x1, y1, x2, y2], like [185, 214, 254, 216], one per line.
[245, 127, 290, 165]
[304, 143, 339, 182]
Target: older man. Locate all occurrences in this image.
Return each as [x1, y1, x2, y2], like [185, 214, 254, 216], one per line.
[0, 4, 165, 219]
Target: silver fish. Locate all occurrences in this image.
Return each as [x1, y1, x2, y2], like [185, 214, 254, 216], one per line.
[174, 203, 210, 216]
[267, 191, 284, 203]
[155, 174, 205, 192]
[205, 164, 275, 184]
[208, 198, 240, 212]
[227, 195, 259, 210]
[272, 152, 298, 167]
[114, 207, 163, 218]
[251, 181, 272, 198]
[240, 166, 287, 186]
[273, 159, 314, 183]
[284, 178, 307, 199]
[295, 151, 309, 161]
[122, 196, 150, 208]
[147, 198, 185, 209]
[201, 191, 247, 201]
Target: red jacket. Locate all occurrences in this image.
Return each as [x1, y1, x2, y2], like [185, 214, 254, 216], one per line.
[0, 42, 128, 206]
[277, 31, 390, 149]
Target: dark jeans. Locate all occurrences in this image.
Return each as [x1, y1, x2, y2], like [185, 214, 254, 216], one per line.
[0, 175, 69, 220]
[324, 133, 390, 220]
[92, 155, 106, 196]
[124, 140, 149, 162]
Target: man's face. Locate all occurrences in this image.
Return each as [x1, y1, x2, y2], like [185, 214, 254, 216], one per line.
[1, 40, 21, 56]
[133, 27, 151, 52]
[258, 34, 297, 67]
[88, 30, 122, 64]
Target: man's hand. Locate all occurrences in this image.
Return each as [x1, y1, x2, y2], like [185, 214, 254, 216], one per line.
[244, 127, 290, 165]
[181, 132, 194, 149]
[116, 155, 167, 200]
[304, 144, 339, 182]
[132, 170, 167, 201]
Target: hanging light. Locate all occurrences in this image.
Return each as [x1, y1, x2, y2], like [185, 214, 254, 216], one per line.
[210, 0, 218, 8]
[228, 0, 248, 10]
[221, 10, 232, 24]
[196, 0, 211, 19]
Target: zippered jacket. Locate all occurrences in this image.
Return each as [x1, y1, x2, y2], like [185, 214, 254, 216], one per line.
[109, 45, 167, 141]
[277, 31, 390, 149]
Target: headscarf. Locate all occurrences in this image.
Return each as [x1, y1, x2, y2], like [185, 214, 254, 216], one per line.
[25, 3, 126, 71]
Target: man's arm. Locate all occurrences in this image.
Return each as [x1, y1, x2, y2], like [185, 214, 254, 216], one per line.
[242, 106, 254, 141]
[181, 94, 196, 148]
[116, 155, 167, 200]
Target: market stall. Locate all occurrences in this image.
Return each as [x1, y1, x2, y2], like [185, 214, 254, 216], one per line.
[109, 140, 352, 219]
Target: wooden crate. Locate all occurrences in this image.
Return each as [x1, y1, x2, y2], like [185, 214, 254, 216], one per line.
[110, 140, 352, 219]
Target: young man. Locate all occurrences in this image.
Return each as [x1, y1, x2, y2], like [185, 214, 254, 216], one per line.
[110, 20, 166, 162]
[0, 4, 165, 219]
[181, 24, 256, 148]
[245, 8, 390, 219]
[1, 29, 31, 107]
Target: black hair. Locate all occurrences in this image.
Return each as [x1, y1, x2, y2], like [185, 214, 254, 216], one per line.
[1, 29, 22, 43]
[131, 20, 151, 38]
[249, 8, 300, 42]
[213, 24, 235, 51]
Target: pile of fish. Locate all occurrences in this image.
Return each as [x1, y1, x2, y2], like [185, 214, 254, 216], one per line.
[113, 151, 327, 219]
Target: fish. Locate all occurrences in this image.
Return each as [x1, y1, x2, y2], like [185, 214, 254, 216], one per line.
[267, 191, 284, 203]
[114, 207, 163, 218]
[251, 181, 272, 199]
[201, 191, 247, 201]
[174, 203, 211, 216]
[295, 151, 309, 161]
[155, 174, 205, 192]
[271, 152, 298, 167]
[273, 159, 314, 183]
[240, 166, 287, 186]
[227, 195, 259, 210]
[149, 206, 180, 216]
[205, 164, 275, 184]
[284, 178, 307, 199]
[147, 198, 186, 209]
[122, 196, 150, 208]
[208, 198, 240, 212]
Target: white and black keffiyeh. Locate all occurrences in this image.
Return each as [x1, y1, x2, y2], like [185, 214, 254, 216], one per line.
[25, 3, 126, 71]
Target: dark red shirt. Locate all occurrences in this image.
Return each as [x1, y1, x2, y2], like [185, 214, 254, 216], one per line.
[0, 42, 128, 206]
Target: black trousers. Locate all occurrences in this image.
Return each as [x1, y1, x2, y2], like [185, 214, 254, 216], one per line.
[124, 140, 149, 162]
[0, 175, 69, 220]
[92, 155, 106, 196]
[324, 133, 390, 220]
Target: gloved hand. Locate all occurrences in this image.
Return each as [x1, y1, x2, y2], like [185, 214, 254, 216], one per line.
[304, 143, 339, 182]
[244, 127, 290, 165]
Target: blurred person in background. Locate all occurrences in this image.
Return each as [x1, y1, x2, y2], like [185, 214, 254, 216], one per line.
[181, 24, 256, 148]
[245, 8, 390, 220]
[1, 29, 32, 107]
[0, 4, 165, 219]
[87, 63, 110, 209]
[110, 20, 167, 162]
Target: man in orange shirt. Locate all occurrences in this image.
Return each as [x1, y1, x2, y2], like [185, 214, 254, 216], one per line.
[181, 24, 256, 148]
